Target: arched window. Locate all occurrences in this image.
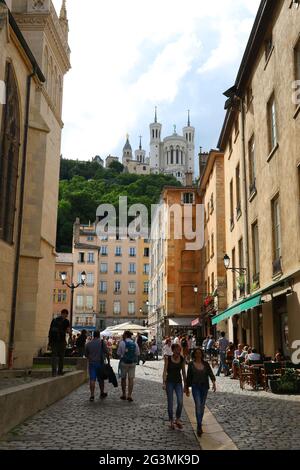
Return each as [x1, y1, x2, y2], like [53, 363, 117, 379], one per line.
[0, 63, 21, 244]
[152, 129, 155, 139]
[48, 56, 53, 97]
[170, 147, 174, 164]
[176, 148, 179, 164]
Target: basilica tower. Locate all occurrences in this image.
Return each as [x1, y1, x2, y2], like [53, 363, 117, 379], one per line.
[182, 110, 195, 174]
[149, 107, 162, 173]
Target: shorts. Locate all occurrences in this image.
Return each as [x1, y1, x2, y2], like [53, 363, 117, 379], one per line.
[89, 362, 104, 382]
[120, 362, 136, 379]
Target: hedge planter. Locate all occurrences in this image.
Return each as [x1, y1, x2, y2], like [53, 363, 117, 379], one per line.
[270, 379, 300, 395]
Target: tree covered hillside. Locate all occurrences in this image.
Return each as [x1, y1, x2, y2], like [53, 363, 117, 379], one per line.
[57, 158, 182, 252]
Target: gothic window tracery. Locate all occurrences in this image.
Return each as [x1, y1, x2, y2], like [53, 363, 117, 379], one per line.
[0, 63, 21, 244]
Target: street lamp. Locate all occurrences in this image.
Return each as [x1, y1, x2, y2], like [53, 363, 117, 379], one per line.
[60, 271, 86, 333]
[223, 254, 247, 274]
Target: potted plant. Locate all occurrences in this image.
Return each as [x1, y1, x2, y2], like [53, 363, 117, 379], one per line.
[270, 369, 300, 394]
[237, 275, 246, 296]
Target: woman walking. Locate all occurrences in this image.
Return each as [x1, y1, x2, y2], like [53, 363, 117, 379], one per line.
[187, 348, 216, 437]
[163, 344, 188, 430]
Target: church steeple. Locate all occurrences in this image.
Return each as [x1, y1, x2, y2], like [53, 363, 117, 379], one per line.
[187, 109, 191, 127]
[59, 0, 69, 39]
[123, 134, 133, 164]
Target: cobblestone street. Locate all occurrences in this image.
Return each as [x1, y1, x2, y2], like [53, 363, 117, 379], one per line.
[0, 361, 200, 451]
[1, 360, 300, 451]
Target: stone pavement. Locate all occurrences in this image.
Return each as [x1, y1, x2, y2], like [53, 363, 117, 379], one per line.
[206, 371, 300, 450]
[1, 360, 299, 450]
[0, 360, 200, 451]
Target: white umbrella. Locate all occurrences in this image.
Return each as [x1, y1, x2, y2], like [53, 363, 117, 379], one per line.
[100, 329, 113, 337]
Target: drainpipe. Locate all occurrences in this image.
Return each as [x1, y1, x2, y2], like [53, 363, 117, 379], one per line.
[8, 70, 35, 369]
[240, 97, 250, 296]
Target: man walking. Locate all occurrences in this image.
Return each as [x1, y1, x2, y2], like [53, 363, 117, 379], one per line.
[216, 332, 230, 377]
[117, 330, 140, 402]
[85, 331, 110, 402]
[48, 309, 70, 377]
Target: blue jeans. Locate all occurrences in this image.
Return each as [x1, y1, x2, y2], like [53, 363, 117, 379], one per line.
[217, 351, 229, 376]
[166, 382, 183, 422]
[192, 384, 208, 429]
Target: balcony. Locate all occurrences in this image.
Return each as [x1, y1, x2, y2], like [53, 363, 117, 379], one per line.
[273, 258, 282, 277]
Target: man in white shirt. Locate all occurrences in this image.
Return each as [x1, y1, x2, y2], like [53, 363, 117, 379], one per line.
[163, 338, 173, 357]
[245, 349, 261, 364]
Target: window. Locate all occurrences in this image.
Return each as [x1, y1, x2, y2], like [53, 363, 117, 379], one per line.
[236, 164, 241, 217]
[272, 195, 282, 272]
[100, 263, 108, 274]
[114, 281, 121, 293]
[87, 236, 94, 241]
[230, 179, 234, 229]
[143, 264, 150, 275]
[207, 240, 210, 263]
[234, 117, 239, 137]
[238, 238, 244, 269]
[144, 281, 149, 294]
[100, 281, 107, 293]
[265, 34, 273, 61]
[99, 301, 106, 314]
[78, 252, 85, 263]
[76, 295, 84, 308]
[55, 289, 67, 303]
[86, 296, 93, 309]
[211, 233, 214, 258]
[86, 272, 94, 286]
[88, 252, 94, 264]
[115, 246, 122, 256]
[252, 222, 260, 283]
[129, 263, 136, 274]
[101, 246, 108, 256]
[248, 135, 256, 195]
[210, 194, 214, 214]
[268, 94, 278, 151]
[232, 248, 236, 300]
[0, 63, 21, 244]
[113, 301, 121, 315]
[115, 263, 122, 274]
[246, 86, 253, 108]
[144, 247, 149, 257]
[211, 272, 215, 293]
[129, 247, 136, 257]
[128, 301, 135, 315]
[228, 135, 232, 155]
[183, 193, 194, 204]
[128, 281, 136, 294]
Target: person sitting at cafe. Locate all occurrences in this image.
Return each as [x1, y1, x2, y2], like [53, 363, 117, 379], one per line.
[230, 344, 244, 379]
[274, 349, 284, 362]
[245, 348, 261, 364]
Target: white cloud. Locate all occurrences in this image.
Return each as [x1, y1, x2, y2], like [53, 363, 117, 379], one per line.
[52, 0, 260, 160]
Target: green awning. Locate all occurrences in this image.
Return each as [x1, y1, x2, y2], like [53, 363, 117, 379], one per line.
[212, 294, 262, 326]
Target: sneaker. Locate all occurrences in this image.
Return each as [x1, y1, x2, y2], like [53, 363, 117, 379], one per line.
[127, 397, 133, 402]
[89, 396, 95, 402]
[169, 421, 176, 430]
[100, 392, 108, 399]
[175, 420, 183, 430]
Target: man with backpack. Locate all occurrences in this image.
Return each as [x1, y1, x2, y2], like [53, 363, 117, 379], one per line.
[117, 330, 140, 402]
[48, 309, 70, 377]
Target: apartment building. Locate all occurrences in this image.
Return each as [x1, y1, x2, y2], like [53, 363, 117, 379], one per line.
[213, 0, 300, 358]
[198, 150, 227, 338]
[149, 187, 202, 342]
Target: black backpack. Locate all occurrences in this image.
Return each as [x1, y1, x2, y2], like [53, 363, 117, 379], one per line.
[49, 317, 66, 343]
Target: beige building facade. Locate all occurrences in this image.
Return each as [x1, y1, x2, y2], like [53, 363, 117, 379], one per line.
[72, 219, 150, 331]
[0, 0, 70, 368]
[198, 150, 227, 337]
[149, 187, 202, 342]
[213, 0, 300, 358]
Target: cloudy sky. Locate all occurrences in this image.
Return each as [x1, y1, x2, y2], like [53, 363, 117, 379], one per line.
[53, 0, 260, 170]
